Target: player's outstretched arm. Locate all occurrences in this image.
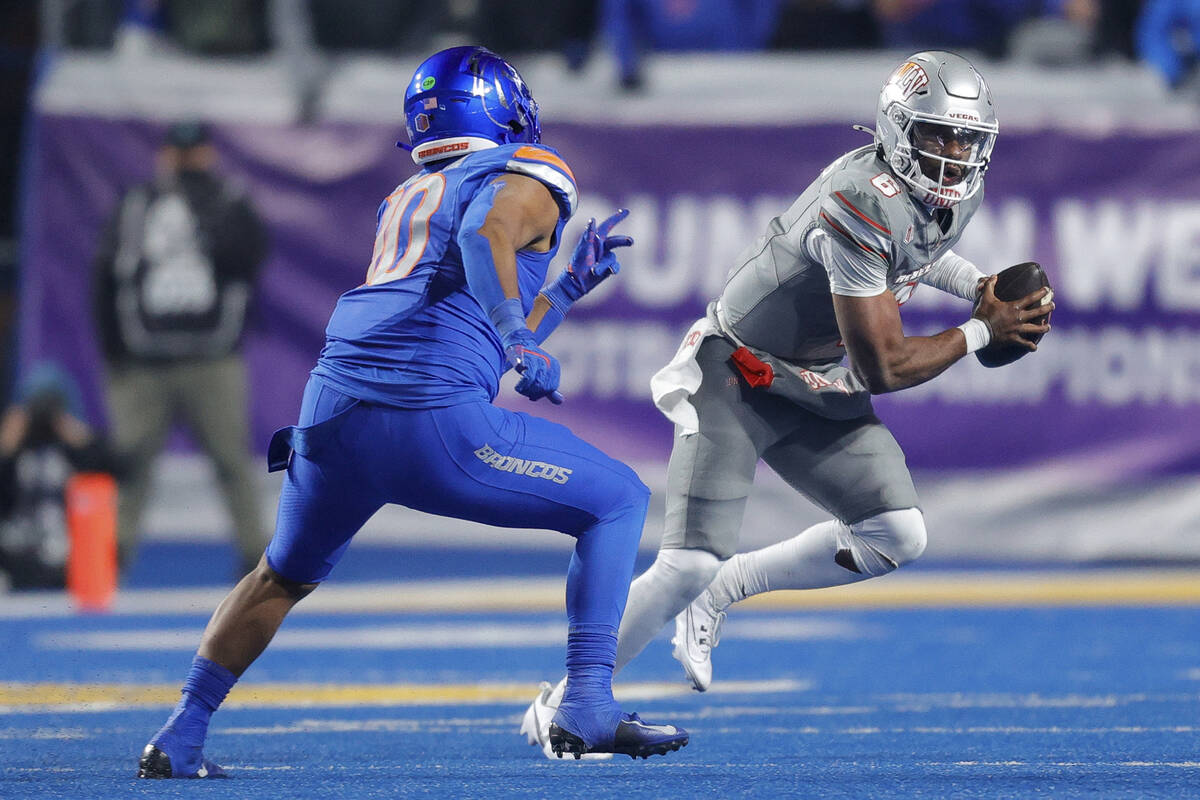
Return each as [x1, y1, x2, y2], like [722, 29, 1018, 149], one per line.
[530, 209, 633, 343]
[833, 277, 1052, 394]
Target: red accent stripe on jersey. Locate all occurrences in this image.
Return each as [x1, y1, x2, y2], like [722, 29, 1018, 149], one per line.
[834, 191, 891, 234]
[820, 212, 888, 262]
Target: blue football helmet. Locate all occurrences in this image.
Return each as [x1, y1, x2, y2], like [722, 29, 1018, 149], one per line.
[402, 46, 541, 166]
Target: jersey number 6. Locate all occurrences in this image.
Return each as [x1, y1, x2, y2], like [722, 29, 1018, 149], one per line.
[365, 172, 447, 286]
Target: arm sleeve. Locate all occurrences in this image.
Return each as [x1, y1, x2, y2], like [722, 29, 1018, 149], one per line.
[918, 249, 985, 300]
[455, 181, 512, 319]
[815, 185, 892, 297]
[531, 298, 566, 344]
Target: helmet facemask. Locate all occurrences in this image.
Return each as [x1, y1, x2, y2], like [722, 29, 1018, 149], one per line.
[889, 112, 996, 208]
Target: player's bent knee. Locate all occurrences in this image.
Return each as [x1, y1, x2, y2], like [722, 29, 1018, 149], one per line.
[658, 547, 723, 599]
[598, 472, 651, 523]
[877, 507, 927, 566]
[843, 507, 926, 576]
[625, 475, 651, 510]
[255, 560, 319, 601]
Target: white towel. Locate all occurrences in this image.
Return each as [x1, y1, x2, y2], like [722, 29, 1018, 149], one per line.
[649, 317, 715, 436]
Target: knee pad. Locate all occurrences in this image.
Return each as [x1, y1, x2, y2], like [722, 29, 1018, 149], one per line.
[656, 547, 723, 601]
[835, 507, 927, 577]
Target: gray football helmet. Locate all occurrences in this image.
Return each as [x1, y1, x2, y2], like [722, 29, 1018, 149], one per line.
[875, 51, 998, 208]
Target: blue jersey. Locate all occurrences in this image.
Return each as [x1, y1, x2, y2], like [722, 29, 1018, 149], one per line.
[311, 144, 579, 408]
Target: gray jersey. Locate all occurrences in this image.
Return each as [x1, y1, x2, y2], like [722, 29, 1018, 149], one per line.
[715, 144, 983, 363]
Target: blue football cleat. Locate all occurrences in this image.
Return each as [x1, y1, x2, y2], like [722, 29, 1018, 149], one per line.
[549, 712, 689, 760]
[137, 743, 227, 779]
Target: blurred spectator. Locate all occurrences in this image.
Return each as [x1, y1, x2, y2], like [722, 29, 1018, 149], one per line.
[561, 0, 601, 70]
[166, 0, 270, 55]
[60, 0, 124, 50]
[0, 364, 119, 590]
[1136, 0, 1200, 90]
[113, 0, 168, 57]
[309, 0, 445, 53]
[872, 0, 1032, 58]
[0, 3, 36, 405]
[1009, 0, 1100, 65]
[92, 121, 268, 578]
[62, 0, 269, 55]
[307, 1, 598, 68]
[470, 1, 594, 60]
[1008, 0, 1147, 65]
[603, 0, 783, 90]
[1092, 0, 1144, 59]
[771, 0, 880, 50]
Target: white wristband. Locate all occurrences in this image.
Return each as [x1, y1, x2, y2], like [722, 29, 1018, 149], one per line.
[956, 318, 992, 353]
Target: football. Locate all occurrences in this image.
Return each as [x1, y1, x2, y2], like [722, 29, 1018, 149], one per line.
[975, 261, 1053, 368]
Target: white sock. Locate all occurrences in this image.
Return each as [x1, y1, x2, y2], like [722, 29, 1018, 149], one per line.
[613, 548, 721, 674]
[706, 509, 926, 610]
[707, 521, 852, 610]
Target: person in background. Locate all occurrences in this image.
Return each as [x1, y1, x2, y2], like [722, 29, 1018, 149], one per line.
[872, 0, 1030, 58]
[602, 0, 782, 90]
[1136, 0, 1200, 91]
[0, 363, 120, 590]
[92, 121, 268, 579]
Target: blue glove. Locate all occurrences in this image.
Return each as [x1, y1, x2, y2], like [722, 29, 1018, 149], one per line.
[490, 298, 564, 404]
[542, 209, 633, 310]
[506, 331, 563, 405]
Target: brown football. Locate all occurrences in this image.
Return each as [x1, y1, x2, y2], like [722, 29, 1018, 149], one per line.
[975, 262, 1053, 368]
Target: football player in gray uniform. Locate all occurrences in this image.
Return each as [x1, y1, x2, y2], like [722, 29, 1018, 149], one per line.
[522, 50, 1052, 755]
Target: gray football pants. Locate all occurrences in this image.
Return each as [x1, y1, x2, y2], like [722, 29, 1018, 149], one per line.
[660, 336, 920, 560]
[105, 355, 266, 569]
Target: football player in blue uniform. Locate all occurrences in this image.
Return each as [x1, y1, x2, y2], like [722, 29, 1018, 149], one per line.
[137, 46, 689, 778]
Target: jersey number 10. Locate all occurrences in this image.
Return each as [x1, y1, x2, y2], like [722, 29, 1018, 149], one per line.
[365, 172, 447, 286]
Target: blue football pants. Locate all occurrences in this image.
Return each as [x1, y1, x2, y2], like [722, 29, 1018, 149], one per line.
[265, 377, 650, 629]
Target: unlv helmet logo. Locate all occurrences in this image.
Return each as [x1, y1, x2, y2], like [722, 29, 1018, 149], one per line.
[892, 62, 930, 100]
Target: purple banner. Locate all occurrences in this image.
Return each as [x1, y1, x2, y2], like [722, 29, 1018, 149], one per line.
[21, 115, 1200, 473]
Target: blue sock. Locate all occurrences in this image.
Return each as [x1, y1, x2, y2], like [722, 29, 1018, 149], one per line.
[151, 656, 237, 770]
[555, 624, 622, 744]
[562, 623, 618, 702]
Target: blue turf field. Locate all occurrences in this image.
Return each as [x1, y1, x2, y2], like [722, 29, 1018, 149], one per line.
[2, 550, 1199, 799]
